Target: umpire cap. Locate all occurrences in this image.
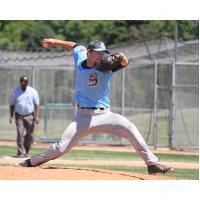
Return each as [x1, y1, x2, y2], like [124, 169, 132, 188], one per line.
[20, 75, 28, 82]
[87, 40, 110, 53]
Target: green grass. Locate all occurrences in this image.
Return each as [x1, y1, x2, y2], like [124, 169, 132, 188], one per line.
[0, 145, 198, 179]
[62, 150, 199, 163]
[0, 145, 198, 163]
[48, 164, 199, 180]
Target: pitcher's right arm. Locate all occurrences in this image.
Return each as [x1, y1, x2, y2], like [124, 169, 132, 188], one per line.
[42, 38, 76, 50]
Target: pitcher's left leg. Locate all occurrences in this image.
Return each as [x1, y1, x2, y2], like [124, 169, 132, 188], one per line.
[97, 112, 173, 173]
[92, 112, 159, 166]
[117, 116, 159, 166]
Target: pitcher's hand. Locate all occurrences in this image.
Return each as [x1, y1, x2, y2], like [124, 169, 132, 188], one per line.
[42, 38, 57, 48]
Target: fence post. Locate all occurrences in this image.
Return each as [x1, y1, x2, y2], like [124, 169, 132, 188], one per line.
[43, 104, 48, 139]
[121, 68, 126, 145]
[153, 60, 158, 149]
[170, 59, 177, 149]
[169, 22, 178, 149]
[121, 68, 125, 116]
[31, 66, 36, 88]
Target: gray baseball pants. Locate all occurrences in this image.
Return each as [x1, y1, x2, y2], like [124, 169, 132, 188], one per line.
[15, 112, 35, 156]
[30, 108, 158, 166]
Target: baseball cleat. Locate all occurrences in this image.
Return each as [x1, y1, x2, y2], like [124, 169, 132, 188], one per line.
[16, 159, 33, 167]
[148, 164, 174, 175]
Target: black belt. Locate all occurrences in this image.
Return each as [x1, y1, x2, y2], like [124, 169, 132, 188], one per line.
[77, 105, 105, 110]
[16, 112, 34, 117]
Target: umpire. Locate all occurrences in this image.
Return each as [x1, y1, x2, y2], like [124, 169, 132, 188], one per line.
[9, 75, 40, 158]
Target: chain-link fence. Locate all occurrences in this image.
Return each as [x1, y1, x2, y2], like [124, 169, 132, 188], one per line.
[174, 63, 199, 148]
[0, 37, 198, 148]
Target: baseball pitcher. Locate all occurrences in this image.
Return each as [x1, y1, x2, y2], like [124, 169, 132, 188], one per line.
[18, 38, 173, 175]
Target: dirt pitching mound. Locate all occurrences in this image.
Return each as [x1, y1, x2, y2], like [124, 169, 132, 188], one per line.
[0, 166, 177, 180]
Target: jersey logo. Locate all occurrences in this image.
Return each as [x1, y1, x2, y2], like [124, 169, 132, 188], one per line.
[88, 73, 98, 87]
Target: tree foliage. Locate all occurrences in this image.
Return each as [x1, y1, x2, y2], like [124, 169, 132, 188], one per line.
[0, 20, 198, 49]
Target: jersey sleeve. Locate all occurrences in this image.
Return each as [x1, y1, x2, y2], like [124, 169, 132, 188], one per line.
[33, 89, 40, 105]
[73, 44, 87, 67]
[9, 90, 16, 105]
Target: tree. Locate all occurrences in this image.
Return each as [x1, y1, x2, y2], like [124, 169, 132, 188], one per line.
[0, 20, 198, 49]
[147, 20, 199, 40]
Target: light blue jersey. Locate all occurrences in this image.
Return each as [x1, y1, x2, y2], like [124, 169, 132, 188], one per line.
[10, 86, 40, 115]
[73, 45, 113, 108]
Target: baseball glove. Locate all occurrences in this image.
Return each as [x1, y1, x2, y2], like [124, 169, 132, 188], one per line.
[95, 53, 124, 73]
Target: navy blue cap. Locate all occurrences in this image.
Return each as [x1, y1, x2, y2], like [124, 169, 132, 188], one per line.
[87, 40, 110, 53]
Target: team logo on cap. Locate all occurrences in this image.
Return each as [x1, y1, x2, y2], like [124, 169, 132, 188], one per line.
[88, 73, 98, 87]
